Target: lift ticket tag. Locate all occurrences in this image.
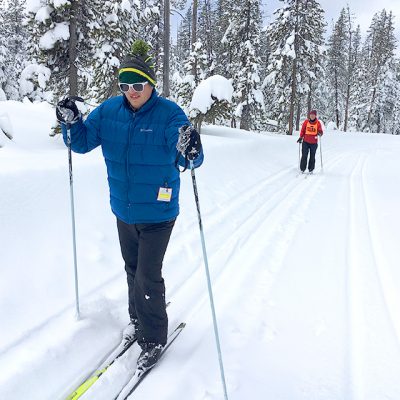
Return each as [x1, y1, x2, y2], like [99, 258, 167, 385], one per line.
[157, 187, 172, 202]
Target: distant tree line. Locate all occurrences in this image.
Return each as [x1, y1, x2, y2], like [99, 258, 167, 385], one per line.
[0, 0, 399, 134]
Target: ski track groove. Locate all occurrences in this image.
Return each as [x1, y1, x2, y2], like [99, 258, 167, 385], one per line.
[0, 142, 366, 400]
[83, 149, 342, 399]
[360, 161, 400, 348]
[347, 154, 400, 400]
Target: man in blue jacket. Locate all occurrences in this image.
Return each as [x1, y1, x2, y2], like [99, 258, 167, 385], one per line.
[56, 41, 203, 370]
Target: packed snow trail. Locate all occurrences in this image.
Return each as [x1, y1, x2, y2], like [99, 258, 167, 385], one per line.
[0, 102, 400, 400]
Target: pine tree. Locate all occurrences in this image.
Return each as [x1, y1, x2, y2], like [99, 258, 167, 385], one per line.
[0, 0, 7, 100]
[265, 0, 325, 134]
[348, 25, 364, 131]
[213, 0, 233, 76]
[175, 40, 208, 112]
[0, 0, 28, 100]
[137, 0, 164, 91]
[326, 8, 350, 129]
[390, 61, 400, 135]
[363, 10, 397, 132]
[24, 0, 95, 99]
[87, 0, 140, 103]
[176, 7, 192, 68]
[197, 0, 216, 73]
[222, 0, 264, 130]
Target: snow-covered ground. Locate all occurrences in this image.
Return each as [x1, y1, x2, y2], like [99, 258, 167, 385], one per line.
[1, 100, 400, 400]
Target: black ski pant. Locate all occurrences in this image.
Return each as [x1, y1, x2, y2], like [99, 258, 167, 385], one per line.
[300, 141, 318, 172]
[116, 218, 175, 346]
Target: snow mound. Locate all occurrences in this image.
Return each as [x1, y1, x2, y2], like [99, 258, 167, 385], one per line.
[0, 100, 59, 149]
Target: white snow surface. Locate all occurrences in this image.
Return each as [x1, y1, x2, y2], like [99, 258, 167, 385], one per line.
[1, 100, 400, 400]
[190, 75, 233, 114]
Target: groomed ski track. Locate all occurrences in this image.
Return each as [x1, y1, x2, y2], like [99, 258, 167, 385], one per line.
[1, 120, 400, 400]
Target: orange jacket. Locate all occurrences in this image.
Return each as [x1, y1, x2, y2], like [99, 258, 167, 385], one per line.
[300, 119, 323, 144]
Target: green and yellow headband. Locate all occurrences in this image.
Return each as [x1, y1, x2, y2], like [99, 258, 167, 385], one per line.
[119, 68, 156, 86]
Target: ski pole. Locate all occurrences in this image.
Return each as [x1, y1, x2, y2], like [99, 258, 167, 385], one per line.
[298, 141, 301, 172]
[66, 122, 80, 320]
[319, 135, 323, 173]
[189, 160, 229, 400]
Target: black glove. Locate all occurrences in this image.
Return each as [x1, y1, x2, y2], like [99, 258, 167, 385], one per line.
[297, 137, 303, 143]
[317, 132, 323, 137]
[56, 97, 81, 124]
[177, 125, 202, 161]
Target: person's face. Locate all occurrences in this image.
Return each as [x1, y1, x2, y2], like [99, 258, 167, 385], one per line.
[120, 81, 153, 109]
[309, 113, 316, 120]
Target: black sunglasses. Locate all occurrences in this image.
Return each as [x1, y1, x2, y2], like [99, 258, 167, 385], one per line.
[118, 82, 148, 93]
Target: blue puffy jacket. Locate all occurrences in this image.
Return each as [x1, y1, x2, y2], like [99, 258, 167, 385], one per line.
[62, 91, 204, 224]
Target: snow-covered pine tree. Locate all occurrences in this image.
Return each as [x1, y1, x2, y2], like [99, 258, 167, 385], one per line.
[299, 1, 325, 128]
[0, 0, 7, 100]
[24, 0, 95, 99]
[176, 7, 192, 67]
[348, 25, 364, 131]
[197, 0, 216, 74]
[138, 0, 168, 91]
[376, 65, 398, 133]
[0, 0, 28, 100]
[222, 0, 264, 130]
[389, 60, 400, 135]
[362, 10, 397, 132]
[175, 40, 208, 113]
[175, 0, 212, 111]
[265, 0, 325, 134]
[326, 8, 351, 129]
[87, 0, 139, 103]
[213, 0, 233, 76]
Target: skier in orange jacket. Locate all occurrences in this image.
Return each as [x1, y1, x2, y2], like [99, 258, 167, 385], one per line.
[297, 109, 323, 173]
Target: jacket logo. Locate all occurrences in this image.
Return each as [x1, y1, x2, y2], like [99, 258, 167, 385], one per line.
[140, 128, 153, 133]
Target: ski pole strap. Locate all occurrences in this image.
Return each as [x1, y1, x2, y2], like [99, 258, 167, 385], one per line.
[175, 151, 189, 172]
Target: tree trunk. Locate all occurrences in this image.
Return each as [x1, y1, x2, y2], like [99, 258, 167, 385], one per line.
[288, 0, 299, 135]
[307, 85, 312, 114]
[344, 83, 350, 132]
[343, 11, 352, 132]
[240, 104, 251, 130]
[163, 0, 170, 98]
[68, 0, 78, 96]
[367, 82, 377, 130]
[295, 99, 301, 131]
[334, 71, 340, 128]
[288, 60, 297, 135]
[191, 0, 198, 80]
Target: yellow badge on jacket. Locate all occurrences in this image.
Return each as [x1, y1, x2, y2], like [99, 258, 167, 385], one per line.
[157, 187, 172, 202]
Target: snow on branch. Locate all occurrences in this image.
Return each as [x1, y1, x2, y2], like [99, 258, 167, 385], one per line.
[189, 75, 234, 131]
[19, 64, 52, 102]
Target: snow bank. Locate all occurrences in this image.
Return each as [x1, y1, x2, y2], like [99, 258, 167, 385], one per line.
[1, 100, 400, 400]
[0, 100, 58, 149]
[326, 121, 338, 131]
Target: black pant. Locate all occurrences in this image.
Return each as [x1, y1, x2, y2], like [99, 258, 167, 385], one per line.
[116, 218, 175, 346]
[300, 141, 318, 172]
